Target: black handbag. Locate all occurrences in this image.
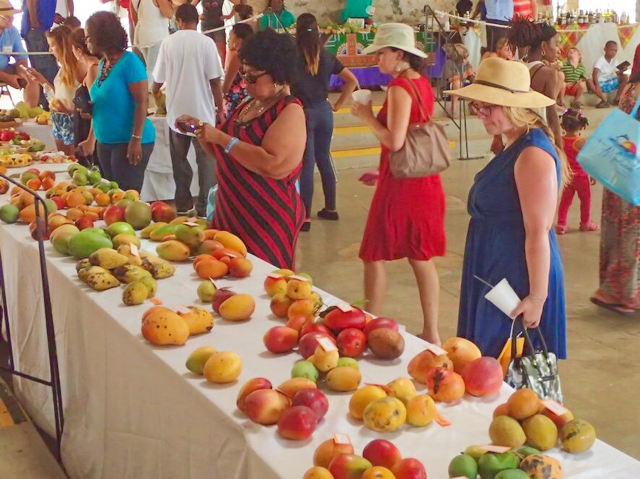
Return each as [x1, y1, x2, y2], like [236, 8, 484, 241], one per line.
[73, 85, 93, 115]
[505, 317, 563, 403]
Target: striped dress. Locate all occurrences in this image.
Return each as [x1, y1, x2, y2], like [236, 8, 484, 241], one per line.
[211, 96, 305, 269]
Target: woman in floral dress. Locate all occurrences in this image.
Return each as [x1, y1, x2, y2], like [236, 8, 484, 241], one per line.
[590, 72, 640, 314]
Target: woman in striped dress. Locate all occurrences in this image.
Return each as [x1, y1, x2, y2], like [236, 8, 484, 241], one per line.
[176, 30, 306, 269]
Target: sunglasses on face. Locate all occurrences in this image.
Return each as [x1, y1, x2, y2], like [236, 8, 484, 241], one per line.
[470, 102, 498, 116]
[240, 70, 267, 84]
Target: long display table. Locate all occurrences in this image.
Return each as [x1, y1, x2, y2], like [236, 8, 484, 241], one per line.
[1, 168, 640, 478]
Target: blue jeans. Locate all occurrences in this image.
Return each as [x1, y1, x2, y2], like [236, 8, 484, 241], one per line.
[300, 101, 336, 218]
[24, 29, 59, 109]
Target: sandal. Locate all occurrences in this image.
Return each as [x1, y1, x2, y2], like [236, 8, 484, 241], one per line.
[589, 297, 636, 315]
[580, 221, 600, 232]
[301, 220, 311, 232]
[555, 224, 568, 235]
[317, 209, 339, 221]
[595, 100, 610, 109]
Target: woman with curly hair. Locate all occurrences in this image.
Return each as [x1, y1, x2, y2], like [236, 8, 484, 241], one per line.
[507, 18, 563, 150]
[84, 11, 155, 191]
[27, 25, 80, 155]
[176, 30, 306, 269]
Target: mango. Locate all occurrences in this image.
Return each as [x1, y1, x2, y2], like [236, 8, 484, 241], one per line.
[362, 397, 406, 432]
[213, 231, 247, 256]
[156, 240, 191, 262]
[149, 223, 177, 241]
[117, 244, 143, 266]
[178, 306, 214, 335]
[406, 394, 436, 427]
[84, 270, 120, 291]
[286, 278, 312, 300]
[113, 264, 152, 283]
[522, 414, 558, 451]
[124, 201, 152, 230]
[203, 351, 242, 383]
[78, 265, 109, 283]
[219, 294, 255, 321]
[107, 221, 135, 237]
[141, 309, 190, 345]
[490, 416, 527, 448]
[349, 385, 388, 420]
[448, 454, 478, 479]
[89, 248, 129, 269]
[387, 377, 417, 406]
[174, 224, 204, 247]
[197, 280, 217, 302]
[141, 221, 167, 239]
[68, 230, 114, 259]
[139, 276, 157, 298]
[186, 346, 218, 375]
[52, 230, 78, 255]
[561, 419, 596, 453]
[291, 360, 319, 382]
[123, 281, 148, 306]
[0, 204, 19, 223]
[112, 233, 141, 249]
[310, 345, 339, 373]
[277, 378, 317, 398]
[325, 366, 361, 392]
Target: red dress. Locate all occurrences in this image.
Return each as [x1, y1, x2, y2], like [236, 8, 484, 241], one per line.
[359, 76, 447, 262]
[212, 96, 305, 269]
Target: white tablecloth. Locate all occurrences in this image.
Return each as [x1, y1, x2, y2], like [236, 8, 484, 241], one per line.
[15, 117, 200, 203]
[1, 170, 639, 478]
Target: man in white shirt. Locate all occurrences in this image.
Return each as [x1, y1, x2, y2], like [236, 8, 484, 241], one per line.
[153, 3, 224, 217]
[591, 40, 628, 108]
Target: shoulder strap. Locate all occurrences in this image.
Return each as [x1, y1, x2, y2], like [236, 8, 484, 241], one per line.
[396, 75, 429, 123]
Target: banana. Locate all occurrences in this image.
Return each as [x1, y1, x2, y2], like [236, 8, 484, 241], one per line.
[78, 265, 110, 283]
[117, 244, 143, 267]
[85, 271, 120, 291]
[89, 248, 129, 269]
[112, 264, 153, 283]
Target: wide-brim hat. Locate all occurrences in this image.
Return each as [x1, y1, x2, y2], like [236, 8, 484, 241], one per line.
[362, 23, 427, 59]
[0, 0, 21, 15]
[445, 58, 555, 109]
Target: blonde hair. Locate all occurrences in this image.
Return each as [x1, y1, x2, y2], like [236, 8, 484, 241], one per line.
[503, 106, 571, 187]
[46, 25, 80, 88]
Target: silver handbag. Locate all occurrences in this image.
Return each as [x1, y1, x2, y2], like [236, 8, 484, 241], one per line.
[505, 318, 563, 403]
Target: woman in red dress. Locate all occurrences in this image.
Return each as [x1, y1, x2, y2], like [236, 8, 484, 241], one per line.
[352, 24, 446, 345]
[176, 30, 306, 269]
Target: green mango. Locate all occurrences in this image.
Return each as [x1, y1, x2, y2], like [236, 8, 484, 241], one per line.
[478, 452, 521, 479]
[81, 227, 110, 239]
[515, 446, 540, 458]
[494, 470, 529, 479]
[448, 454, 478, 479]
[68, 231, 113, 259]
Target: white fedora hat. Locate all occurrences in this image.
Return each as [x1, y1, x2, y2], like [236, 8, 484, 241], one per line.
[445, 58, 555, 109]
[363, 23, 427, 58]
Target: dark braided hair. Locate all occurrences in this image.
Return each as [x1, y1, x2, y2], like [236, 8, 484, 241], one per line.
[561, 108, 589, 132]
[507, 17, 557, 54]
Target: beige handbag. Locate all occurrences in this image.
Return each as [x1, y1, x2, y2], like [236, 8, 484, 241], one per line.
[389, 77, 451, 178]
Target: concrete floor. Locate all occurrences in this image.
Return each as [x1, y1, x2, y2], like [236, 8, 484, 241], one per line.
[296, 159, 640, 460]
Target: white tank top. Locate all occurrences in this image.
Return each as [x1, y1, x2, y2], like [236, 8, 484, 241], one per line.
[134, 0, 169, 47]
[525, 60, 548, 122]
[53, 71, 79, 110]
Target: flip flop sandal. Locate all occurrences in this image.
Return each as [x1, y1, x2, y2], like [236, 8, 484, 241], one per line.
[595, 101, 610, 109]
[555, 224, 568, 235]
[590, 297, 635, 315]
[580, 222, 600, 232]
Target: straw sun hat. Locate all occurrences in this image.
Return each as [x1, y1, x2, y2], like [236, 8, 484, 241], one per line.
[0, 0, 21, 15]
[445, 58, 555, 109]
[362, 23, 427, 59]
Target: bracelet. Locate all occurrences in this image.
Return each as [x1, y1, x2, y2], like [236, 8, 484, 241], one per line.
[131, 134, 141, 139]
[529, 295, 547, 303]
[194, 121, 205, 136]
[225, 137, 240, 154]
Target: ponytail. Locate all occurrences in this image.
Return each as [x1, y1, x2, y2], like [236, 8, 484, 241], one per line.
[296, 13, 321, 75]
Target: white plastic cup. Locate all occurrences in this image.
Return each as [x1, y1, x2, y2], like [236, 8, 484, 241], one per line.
[484, 278, 521, 317]
[352, 89, 372, 105]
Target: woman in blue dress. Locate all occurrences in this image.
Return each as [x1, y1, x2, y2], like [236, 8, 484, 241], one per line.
[446, 58, 568, 359]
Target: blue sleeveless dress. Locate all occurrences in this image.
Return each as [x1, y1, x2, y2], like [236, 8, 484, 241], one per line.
[457, 128, 567, 360]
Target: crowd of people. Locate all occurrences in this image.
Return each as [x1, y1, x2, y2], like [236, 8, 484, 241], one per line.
[0, 0, 637, 356]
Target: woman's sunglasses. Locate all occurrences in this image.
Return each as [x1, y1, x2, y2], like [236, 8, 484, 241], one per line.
[470, 102, 497, 116]
[240, 70, 267, 84]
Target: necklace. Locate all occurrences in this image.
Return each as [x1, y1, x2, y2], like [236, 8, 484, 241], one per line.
[97, 54, 122, 87]
[235, 88, 286, 125]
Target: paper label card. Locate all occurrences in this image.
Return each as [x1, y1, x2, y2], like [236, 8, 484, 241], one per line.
[434, 410, 452, 427]
[209, 279, 217, 288]
[337, 303, 353, 313]
[175, 306, 192, 314]
[425, 343, 447, 356]
[333, 433, 351, 445]
[150, 298, 163, 305]
[267, 273, 283, 280]
[542, 399, 569, 416]
[184, 219, 199, 226]
[289, 275, 309, 282]
[130, 243, 140, 257]
[478, 445, 511, 453]
[317, 337, 338, 352]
